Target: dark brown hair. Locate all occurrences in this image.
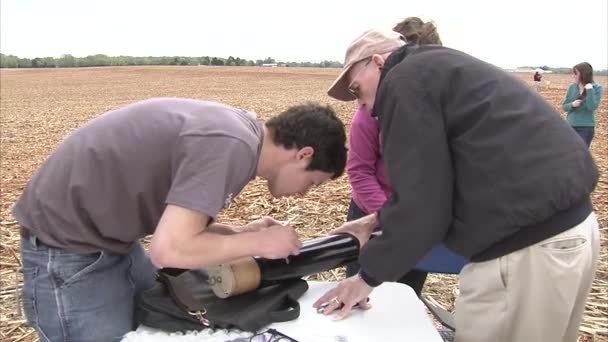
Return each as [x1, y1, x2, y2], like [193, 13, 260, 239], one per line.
[265, 102, 347, 179]
[393, 17, 442, 46]
[573, 62, 594, 85]
[573, 62, 594, 99]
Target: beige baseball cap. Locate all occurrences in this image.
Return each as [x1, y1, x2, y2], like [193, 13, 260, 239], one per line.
[328, 29, 405, 101]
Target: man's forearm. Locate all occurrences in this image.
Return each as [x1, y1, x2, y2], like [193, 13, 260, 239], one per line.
[182, 232, 259, 268]
[206, 222, 237, 235]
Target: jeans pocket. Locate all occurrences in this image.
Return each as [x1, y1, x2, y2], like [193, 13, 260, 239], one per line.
[53, 251, 105, 289]
[21, 267, 38, 325]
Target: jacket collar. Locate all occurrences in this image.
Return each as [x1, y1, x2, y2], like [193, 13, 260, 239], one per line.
[372, 44, 419, 116]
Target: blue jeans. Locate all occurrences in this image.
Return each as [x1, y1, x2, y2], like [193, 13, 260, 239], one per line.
[573, 126, 594, 147]
[20, 230, 157, 341]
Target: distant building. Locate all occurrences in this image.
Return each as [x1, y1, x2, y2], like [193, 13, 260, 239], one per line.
[261, 63, 278, 67]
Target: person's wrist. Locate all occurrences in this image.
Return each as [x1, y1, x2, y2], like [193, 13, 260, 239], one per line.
[372, 211, 380, 228]
[358, 269, 382, 287]
[362, 212, 379, 233]
[585, 83, 593, 90]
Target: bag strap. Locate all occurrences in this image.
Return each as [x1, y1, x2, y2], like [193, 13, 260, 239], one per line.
[267, 294, 300, 323]
[157, 268, 212, 327]
[158, 267, 189, 277]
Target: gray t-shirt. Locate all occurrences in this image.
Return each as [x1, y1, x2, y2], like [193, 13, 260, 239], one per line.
[13, 98, 263, 254]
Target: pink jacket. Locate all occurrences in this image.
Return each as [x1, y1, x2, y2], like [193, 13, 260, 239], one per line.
[347, 107, 392, 214]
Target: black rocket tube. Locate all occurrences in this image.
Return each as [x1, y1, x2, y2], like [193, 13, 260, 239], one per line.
[207, 231, 380, 298]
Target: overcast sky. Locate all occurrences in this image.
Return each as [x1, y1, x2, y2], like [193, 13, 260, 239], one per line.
[1, 0, 607, 69]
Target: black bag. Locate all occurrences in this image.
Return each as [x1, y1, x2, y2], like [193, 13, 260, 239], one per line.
[134, 268, 309, 332]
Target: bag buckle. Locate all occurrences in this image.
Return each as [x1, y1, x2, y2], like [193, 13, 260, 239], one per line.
[188, 309, 210, 326]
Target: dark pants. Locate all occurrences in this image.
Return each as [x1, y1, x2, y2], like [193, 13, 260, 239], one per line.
[573, 126, 594, 147]
[345, 200, 428, 297]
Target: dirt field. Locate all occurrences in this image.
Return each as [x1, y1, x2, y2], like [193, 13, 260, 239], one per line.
[1, 66, 606, 341]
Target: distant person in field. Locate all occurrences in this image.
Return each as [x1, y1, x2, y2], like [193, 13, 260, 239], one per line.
[562, 62, 604, 147]
[534, 71, 542, 91]
[13, 98, 347, 341]
[342, 17, 467, 298]
[313, 28, 599, 342]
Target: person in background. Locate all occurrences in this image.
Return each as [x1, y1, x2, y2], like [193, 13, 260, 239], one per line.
[314, 28, 599, 342]
[343, 17, 449, 297]
[14, 98, 347, 341]
[393, 16, 443, 46]
[562, 62, 604, 147]
[534, 71, 542, 91]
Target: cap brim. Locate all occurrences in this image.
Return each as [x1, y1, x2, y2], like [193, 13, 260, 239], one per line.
[327, 64, 357, 101]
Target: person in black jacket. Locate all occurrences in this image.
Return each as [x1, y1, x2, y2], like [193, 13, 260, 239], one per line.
[313, 29, 600, 342]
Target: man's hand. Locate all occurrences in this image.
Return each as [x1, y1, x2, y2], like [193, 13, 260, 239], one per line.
[312, 275, 373, 320]
[572, 99, 583, 108]
[252, 225, 302, 259]
[237, 216, 283, 233]
[331, 213, 378, 249]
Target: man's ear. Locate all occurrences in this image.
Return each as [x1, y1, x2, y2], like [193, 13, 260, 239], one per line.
[296, 146, 314, 161]
[371, 54, 385, 69]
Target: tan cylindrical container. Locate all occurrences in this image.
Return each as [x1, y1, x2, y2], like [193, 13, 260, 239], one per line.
[207, 256, 261, 298]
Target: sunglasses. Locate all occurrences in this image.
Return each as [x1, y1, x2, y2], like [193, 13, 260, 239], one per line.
[347, 58, 372, 98]
[226, 328, 298, 342]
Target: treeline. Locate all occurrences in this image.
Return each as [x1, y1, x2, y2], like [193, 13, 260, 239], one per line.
[3, 54, 605, 74]
[0, 53, 343, 68]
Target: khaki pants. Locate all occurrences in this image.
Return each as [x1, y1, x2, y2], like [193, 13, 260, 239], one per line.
[455, 213, 600, 342]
